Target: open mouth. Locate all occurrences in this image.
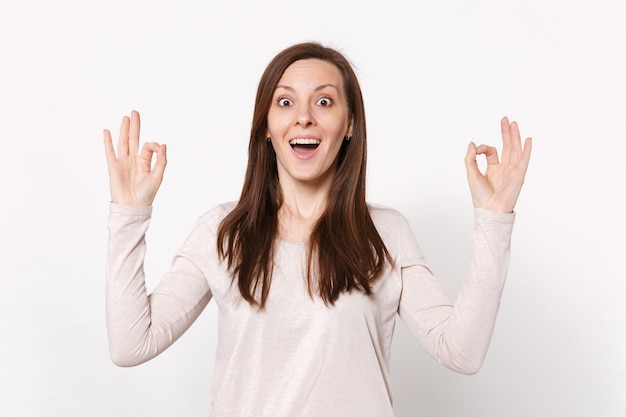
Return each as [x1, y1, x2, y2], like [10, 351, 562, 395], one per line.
[289, 138, 320, 156]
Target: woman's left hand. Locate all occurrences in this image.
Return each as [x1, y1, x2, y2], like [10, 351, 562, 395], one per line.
[465, 116, 532, 213]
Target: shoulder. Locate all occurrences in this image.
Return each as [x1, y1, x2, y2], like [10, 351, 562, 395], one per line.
[368, 203, 426, 264]
[195, 201, 238, 229]
[368, 202, 411, 229]
[367, 202, 414, 244]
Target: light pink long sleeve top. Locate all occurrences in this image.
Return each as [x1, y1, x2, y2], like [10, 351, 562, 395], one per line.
[106, 202, 515, 417]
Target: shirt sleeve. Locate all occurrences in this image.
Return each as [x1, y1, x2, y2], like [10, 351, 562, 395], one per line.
[106, 203, 213, 367]
[397, 208, 515, 374]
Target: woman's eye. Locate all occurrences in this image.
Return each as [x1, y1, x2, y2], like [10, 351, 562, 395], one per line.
[278, 98, 293, 107]
[316, 97, 333, 106]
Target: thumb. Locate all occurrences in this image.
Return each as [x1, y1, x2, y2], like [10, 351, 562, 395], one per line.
[464, 141, 481, 181]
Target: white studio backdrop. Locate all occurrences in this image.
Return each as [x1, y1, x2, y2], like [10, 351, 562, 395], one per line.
[1, 0, 624, 416]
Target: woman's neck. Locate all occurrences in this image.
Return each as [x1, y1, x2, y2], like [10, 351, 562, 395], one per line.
[278, 179, 330, 244]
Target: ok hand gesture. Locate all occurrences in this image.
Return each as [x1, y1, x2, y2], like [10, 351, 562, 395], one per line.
[465, 117, 532, 213]
[103, 110, 167, 206]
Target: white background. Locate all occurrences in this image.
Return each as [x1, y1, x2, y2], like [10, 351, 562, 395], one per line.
[1, 0, 624, 416]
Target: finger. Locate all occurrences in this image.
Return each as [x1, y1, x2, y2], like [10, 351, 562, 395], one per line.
[475, 144, 499, 166]
[519, 137, 532, 172]
[464, 141, 481, 180]
[508, 120, 523, 162]
[103, 129, 117, 166]
[152, 144, 168, 181]
[139, 142, 161, 167]
[117, 115, 130, 157]
[129, 110, 141, 156]
[500, 116, 512, 163]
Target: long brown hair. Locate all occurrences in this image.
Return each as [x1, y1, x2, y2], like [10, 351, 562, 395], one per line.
[217, 42, 391, 308]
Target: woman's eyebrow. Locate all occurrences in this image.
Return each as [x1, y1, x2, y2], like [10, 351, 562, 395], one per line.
[314, 84, 339, 92]
[275, 84, 339, 92]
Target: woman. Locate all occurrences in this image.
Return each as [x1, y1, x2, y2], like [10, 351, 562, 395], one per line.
[104, 42, 532, 416]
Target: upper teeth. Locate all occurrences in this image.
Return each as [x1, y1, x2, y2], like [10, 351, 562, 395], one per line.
[289, 138, 320, 145]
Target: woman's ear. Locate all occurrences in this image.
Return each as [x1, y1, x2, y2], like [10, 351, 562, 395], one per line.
[346, 116, 354, 137]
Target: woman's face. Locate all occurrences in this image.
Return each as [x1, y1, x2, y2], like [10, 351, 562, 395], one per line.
[266, 58, 353, 189]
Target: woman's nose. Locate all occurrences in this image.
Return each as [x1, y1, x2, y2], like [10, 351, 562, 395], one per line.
[296, 105, 314, 127]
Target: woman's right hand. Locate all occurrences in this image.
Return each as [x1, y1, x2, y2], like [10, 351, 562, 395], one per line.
[103, 110, 167, 206]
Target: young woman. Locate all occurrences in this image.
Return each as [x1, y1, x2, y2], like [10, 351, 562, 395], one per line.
[104, 42, 532, 416]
